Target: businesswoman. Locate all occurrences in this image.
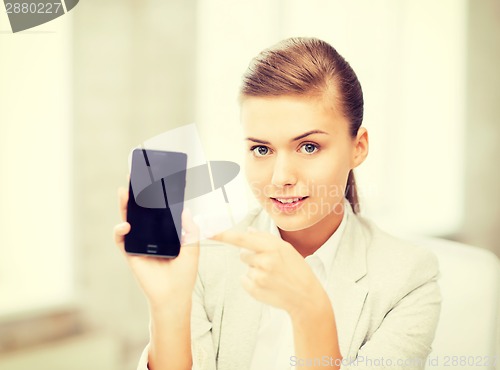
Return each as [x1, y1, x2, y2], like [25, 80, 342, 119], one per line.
[114, 37, 441, 370]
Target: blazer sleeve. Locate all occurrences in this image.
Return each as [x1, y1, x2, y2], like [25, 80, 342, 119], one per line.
[341, 250, 442, 370]
[135, 271, 217, 370]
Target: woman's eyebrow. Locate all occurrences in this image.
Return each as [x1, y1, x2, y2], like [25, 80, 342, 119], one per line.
[245, 130, 329, 145]
[245, 137, 271, 144]
[291, 130, 329, 142]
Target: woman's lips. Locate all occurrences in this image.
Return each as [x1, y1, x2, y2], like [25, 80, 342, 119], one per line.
[270, 196, 308, 212]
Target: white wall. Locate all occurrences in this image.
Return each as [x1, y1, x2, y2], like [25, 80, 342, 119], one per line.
[461, 0, 500, 255]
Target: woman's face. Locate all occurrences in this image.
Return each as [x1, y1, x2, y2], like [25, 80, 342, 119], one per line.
[241, 95, 365, 232]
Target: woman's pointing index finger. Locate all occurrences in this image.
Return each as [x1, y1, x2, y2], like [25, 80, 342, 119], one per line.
[210, 228, 270, 252]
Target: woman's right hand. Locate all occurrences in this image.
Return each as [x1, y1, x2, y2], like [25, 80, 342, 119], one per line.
[113, 185, 200, 310]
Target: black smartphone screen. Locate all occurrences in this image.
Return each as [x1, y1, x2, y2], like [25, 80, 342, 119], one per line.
[125, 149, 187, 258]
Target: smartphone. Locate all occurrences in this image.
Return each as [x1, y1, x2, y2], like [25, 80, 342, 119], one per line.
[125, 149, 187, 258]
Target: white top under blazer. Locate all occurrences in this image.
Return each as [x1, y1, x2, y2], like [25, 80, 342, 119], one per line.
[249, 200, 348, 370]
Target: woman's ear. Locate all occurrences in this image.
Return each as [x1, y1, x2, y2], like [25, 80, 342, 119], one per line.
[351, 127, 369, 169]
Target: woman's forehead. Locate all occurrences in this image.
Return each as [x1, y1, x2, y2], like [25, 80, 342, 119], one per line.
[240, 95, 348, 138]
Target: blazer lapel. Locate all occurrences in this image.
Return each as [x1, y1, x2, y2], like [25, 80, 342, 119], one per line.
[326, 204, 369, 358]
[217, 209, 265, 369]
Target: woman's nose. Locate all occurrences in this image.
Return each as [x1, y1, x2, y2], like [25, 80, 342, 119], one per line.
[271, 155, 297, 187]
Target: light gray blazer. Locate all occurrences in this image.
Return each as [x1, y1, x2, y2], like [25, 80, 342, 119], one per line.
[137, 203, 441, 370]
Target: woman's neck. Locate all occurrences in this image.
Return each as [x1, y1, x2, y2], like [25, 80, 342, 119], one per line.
[278, 203, 345, 258]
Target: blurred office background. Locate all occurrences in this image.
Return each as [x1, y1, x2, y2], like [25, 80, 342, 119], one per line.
[0, 0, 499, 369]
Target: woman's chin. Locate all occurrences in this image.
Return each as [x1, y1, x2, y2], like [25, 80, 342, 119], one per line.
[266, 208, 317, 232]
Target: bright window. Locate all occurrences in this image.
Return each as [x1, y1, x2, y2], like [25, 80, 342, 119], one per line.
[0, 14, 73, 316]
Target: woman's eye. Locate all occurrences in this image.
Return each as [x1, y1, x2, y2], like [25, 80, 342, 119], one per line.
[251, 146, 270, 157]
[300, 143, 318, 154]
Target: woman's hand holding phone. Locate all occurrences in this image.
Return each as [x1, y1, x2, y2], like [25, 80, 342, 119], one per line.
[114, 179, 199, 369]
[114, 185, 200, 310]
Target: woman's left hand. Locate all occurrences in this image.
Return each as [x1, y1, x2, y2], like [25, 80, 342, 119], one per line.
[211, 227, 328, 318]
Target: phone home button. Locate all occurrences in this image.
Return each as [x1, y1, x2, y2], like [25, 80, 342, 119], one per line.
[147, 244, 158, 253]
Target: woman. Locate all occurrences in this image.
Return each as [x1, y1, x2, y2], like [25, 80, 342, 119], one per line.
[114, 37, 441, 370]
